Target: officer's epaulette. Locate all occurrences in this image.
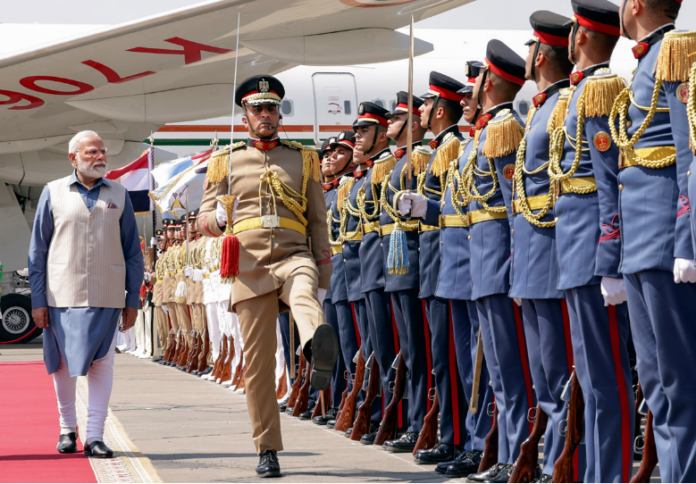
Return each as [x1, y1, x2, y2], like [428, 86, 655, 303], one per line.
[482, 109, 524, 159]
[430, 132, 460, 178]
[337, 175, 355, 211]
[582, 70, 625, 118]
[655, 30, 696, 83]
[205, 144, 241, 184]
[372, 151, 397, 185]
[412, 145, 432, 176]
[547, 88, 572, 133]
[281, 140, 321, 182]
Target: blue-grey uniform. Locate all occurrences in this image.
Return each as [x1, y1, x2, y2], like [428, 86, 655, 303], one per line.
[612, 24, 696, 483]
[436, 128, 493, 455]
[379, 142, 430, 436]
[551, 3, 634, 480]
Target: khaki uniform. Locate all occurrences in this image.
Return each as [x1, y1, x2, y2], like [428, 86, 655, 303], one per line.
[152, 258, 168, 353]
[173, 243, 193, 346]
[198, 140, 331, 453]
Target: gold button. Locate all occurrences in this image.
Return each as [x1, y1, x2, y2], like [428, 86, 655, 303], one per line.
[380, 243, 383, 247]
[618, 184, 623, 191]
[627, 120, 632, 127]
[688, 171, 691, 177]
[440, 241, 443, 245]
[418, 247, 421, 252]
[554, 217, 559, 223]
[271, 235, 275, 239]
[511, 229, 515, 234]
[468, 235, 471, 240]
[343, 259, 347, 263]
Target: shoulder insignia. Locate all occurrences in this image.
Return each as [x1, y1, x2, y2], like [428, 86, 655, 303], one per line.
[482, 112, 523, 159]
[205, 146, 232, 185]
[430, 133, 460, 178]
[412, 146, 432, 176]
[582, 73, 626, 118]
[280, 140, 320, 181]
[337, 177, 355, 211]
[232, 140, 246, 150]
[495, 108, 511, 119]
[280, 139, 304, 151]
[655, 30, 696, 82]
[593, 131, 612, 152]
[372, 152, 397, 185]
[547, 92, 571, 133]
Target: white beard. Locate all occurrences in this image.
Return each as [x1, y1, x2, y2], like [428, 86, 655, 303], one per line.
[76, 154, 107, 179]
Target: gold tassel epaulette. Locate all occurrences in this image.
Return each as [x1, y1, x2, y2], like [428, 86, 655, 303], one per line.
[337, 176, 355, 211]
[430, 132, 460, 178]
[582, 71, 625, 118]
[547, 88, 572, 133]
[282, 140, 321, 182]
[482, 110, 524, 158]
[205, 145, 234, 184]
[655, 30, 696, 82]
[372, 152, 397, 185]
[412, 146, 432, 176]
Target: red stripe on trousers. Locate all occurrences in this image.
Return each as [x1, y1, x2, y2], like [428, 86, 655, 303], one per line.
[512, 302, 535, 435]
[560, 299, 580, 481]
[447, 301, 461, 445]
[607, 305, 631, 483]
[389, 299, 403, 427]
[350, 302, 361, 346]
[422, 300, 433, 413]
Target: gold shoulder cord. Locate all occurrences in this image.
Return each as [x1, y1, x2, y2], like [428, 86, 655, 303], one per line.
[340, 182, 363, 238]
[380, 165, 419, 230]
[514, 104, 558, 228]
[462, 131, 507, 213]
[261, 153, 312, 226]
[327, 203, 343, 247]
[357, 179, 381, 226]
[448, 159, 471, 224]
[688, 62, 696, 153]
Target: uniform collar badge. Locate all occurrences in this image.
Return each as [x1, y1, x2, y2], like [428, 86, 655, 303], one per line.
[323, 182, 333, 192]
[365, 159, 374, 168]
[354, 169, 364, 179]
[475, 113, 493, 130]
[570, 71, 584, 85]
[394, 148, 405, 159]
[533, 93, 547, 108]
[428, 139, 439, 149]
[632, 42, 648, 59]
[469, 126, 475, 137]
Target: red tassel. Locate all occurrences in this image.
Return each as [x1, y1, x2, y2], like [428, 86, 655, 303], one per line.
[219, 234, 240, 283]
[140, 282, 147, 298]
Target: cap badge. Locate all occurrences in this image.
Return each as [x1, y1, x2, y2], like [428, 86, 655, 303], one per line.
[593, 131, 612, 152]
[339, 132, 345, 140]
[329, 138, 336, 144]
[358, 104, 365, 115]
[258, 78, 270, 92]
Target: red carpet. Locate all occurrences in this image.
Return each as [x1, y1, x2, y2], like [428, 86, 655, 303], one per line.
[0, 361, 97, 483]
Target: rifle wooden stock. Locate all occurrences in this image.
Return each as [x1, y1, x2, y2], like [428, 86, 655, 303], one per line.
[197, 329, 210, 373]
[413, 393, 439, 454]
[219, 338, 234, 383]
[287, 353, 306, 410]
[237, 366, 247, 393]
[176, 334, 189, 367]
[276, 366, 288, 400]
[471, 329, 484, 413]
[186, 332, 199, 373]
[336, 386, 349, 415]
[510, 405, 548, 483]
[231, 347, 244, 387]
[634, 383, 643, 448]
[312, 390, 328, 419]
[374, 354, 407, 445]
[164, 332, 176, 362]
[553, 373, 584, 483]
[292, 362, 313, 417]
[335, 351, 366, 432]
[351, 359, 381, 441]
[630, 410, 657, 483]
[212, 336, 227, 381]
[171, 332, 183, 364]
[479, 407, 499, 473]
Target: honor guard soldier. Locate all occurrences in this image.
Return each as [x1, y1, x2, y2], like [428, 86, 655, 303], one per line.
[197, 74, 339, 477]
[395, 72, 466, 460]
[615, 1, 696, 481]
[378, 92, 431, 448]
[337, 102, 391, 439]
[507, 12, 579, 482]
[174, 214, 193, 371]
[452, 41, 534, 484]
[433, 66, 494, 478]
[152, 230, 169, 363]
[550, 1, 634, 481]
[161, 218, 181, 366]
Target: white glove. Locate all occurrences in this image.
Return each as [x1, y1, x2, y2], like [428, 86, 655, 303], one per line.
[673, 258, 696, 284]
[513, 298, 522, 307]
[215, 199, 239, 228]
[150, 237, 157, 247]
[318, 288, 327, 305]
[202, 267, 210, 276]
[600, 277, 627, 307]
[161, 305, 169, 315]
[193, 269, 203, 281]
[183, 266, 193, 278]
[397, 192, 428, 219]
[143, 273, 151, 282]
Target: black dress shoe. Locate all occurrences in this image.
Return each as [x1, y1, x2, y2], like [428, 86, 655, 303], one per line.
[57, 432, 77, 453]
[152, 356, 163, 363]
[383, 431, 419, 453]
[84, 441, 114, 459]
[312, 407, 338, 426]
[299, 400, 316, 420]
[484, 463, 514, 483]
[256, 450, 281, 478]
[200, 366, 213, 376]
[285, 406, 294, 414]
[439, 449, 482, 477]
[326, 419, 337, 429]
[278, 395, 290, 412]
[359, 423, 380, 445]
[467, 462, 506, 482]
[308, 324, 339, 390]
[344, 427, 353, 438]
[415, 443, 461, 464]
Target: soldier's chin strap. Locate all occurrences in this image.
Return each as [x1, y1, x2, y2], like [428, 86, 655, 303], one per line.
[392, 115, 411, 145]
[244, 104, 280, 141]
[426, 95, 440, 131]
[332, 155, 354, 178]
[363, 124, 380, 156]
[570, 20, 580, 64]
[472, 68, 489, 126]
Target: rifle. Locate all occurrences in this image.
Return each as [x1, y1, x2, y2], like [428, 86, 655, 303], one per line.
[287, 353, 306, 410]
[413, 391, 439, 453]
[479, 403, 499, 473]
[236, 366, 247, 393]
[186, 330, 199, 373]
[312, 389, 328, 419]
[553, 371, 584, 483]
[197, 329, 210, 373]
[276, 366, 288, 400]
[374, 352, 407, 445]
[351, 355, 380, 441]
[231, 347, 244, 387]
[212, 336, 227, 381]
[171, 330, 183, 365]
[292, 361, 312, 417]
[510, 404, 548, 482]
[471, 329, 484, 413]
[219, 337, 235, 383]
[164, 330, 176, 363]
[634, 383, 644, 453]
[176, 331, 190, 368]
[335, 350, 366, 432]
[630, 410, 657, 483]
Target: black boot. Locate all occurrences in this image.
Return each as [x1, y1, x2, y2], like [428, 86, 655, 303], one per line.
[84, 441, 114, 459]
[256, 450, 281, 478]
[438, 449, 482, 477]
[466, 462, 507, 482]
[312, 407, 338, 426]
[56, 432, 77, 454]
[359, 423, 380, 445]
[383, 431, 419, 453]
[308, 324, 339, 390]
[299, 400, 317, 420]
[414, 443, 461, 464]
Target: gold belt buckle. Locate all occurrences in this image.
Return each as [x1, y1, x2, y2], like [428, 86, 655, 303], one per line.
[261, 215, 280, 228]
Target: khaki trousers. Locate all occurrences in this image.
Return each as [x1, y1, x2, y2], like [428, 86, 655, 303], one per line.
[175, 303, 192, 345]
[235, 267, 326, 454]
[167, 304, 180, 332]
[155, 307, 168, 352]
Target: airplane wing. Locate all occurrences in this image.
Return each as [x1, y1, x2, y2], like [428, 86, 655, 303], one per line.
[0, 0, 475, 186]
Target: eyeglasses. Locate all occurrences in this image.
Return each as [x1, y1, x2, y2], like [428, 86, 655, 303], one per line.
[75, 148, 108, 156]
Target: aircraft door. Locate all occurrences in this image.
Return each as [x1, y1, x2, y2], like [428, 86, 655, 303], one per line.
[311, 72, 358, 145]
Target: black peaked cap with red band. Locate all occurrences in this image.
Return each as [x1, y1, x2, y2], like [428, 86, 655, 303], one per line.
[235, 75, 285, 107]
[331, 130, 357, 150]
[386, 91, 424, 118]
[458, 61, 484, 95]
[353, 102, 390, 128]
[423, 71, 466, 102]
[565, 0, 621, 37]
[320, 138, 333, 158]
[526, 11, 572, 47]
[486, 39, 527, 87]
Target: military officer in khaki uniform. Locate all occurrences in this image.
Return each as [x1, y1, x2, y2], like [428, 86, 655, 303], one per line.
[152, 230, 169, 363]
[160, 219, 180, 366]
[197, 75, 339, 478]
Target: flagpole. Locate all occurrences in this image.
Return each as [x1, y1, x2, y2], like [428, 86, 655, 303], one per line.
[185, 190, 190, 267]
[148, 136, 157, 357]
